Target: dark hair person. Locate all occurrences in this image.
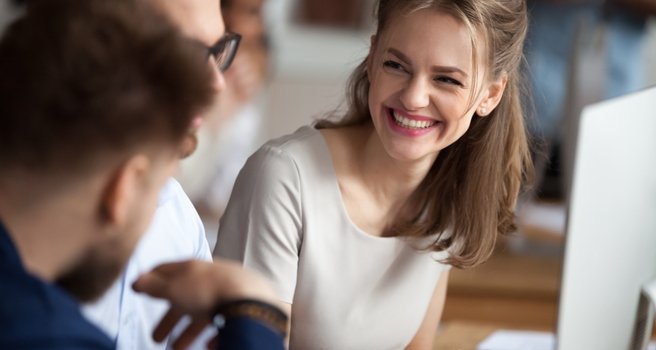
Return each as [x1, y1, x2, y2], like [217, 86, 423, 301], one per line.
[0, 0, 286, 349]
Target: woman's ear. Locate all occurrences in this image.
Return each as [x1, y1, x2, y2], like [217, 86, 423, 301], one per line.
[477, 72, 508, 117]
[100, 155, 151, 226]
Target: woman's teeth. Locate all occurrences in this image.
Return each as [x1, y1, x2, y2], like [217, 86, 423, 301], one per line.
[392, 110, 436, 129]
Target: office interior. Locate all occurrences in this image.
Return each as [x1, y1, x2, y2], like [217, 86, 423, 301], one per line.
[2, 0, 655, 348]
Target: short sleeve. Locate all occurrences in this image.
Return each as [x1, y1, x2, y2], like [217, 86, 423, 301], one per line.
[214, 145, 302, 303]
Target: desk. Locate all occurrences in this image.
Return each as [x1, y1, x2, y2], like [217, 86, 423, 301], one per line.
[434, 322, 497, 350]
[434, 246, 560, 350]
[433, 212, 563, 348]
[441, 245, 561, 330]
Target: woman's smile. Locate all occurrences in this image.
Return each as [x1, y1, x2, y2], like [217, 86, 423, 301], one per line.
[386, 107, 442, 137]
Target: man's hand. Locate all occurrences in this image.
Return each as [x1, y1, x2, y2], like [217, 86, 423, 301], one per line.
[132, 259, 280, 349]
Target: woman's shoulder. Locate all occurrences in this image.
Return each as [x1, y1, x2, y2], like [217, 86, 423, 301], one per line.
[242, 125, 331, 181]
[257, 125, 323, 159]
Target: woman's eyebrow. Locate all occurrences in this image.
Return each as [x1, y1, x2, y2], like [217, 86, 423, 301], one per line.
[387, 47, 469, 78]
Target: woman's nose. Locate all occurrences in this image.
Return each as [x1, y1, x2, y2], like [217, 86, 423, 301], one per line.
[399, 77, 430, 111]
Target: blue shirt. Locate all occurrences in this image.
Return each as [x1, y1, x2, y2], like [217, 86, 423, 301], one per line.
[0, 222, 115, 349]
[0, 221, 284, 350]
[83, 179, 213, 349]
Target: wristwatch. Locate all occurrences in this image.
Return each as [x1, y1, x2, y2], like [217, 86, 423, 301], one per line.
[213, 298, 288, 338]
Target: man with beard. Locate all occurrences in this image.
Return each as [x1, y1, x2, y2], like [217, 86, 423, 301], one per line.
[79, 0, 258, 348]
[0, 0, 286, 349]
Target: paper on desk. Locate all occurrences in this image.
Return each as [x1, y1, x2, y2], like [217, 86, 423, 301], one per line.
[517, 200, 566, 236]
[476, 330, 555, 350]
[477, 330, 656, 350]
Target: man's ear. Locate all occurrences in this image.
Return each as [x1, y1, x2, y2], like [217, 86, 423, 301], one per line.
[100, 155, 151, 226]
[476, 72, 508, 117]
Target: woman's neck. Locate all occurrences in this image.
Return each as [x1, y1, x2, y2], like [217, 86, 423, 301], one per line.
[321, 123, 438, 236]
[354, 124, 435, 205]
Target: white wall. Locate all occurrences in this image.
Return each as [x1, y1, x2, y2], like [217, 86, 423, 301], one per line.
[258, 0, 373, 143]
[260, 26, 371, 142]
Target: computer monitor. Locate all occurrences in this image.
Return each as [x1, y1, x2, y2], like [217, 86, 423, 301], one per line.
[557, 86, 656, 350]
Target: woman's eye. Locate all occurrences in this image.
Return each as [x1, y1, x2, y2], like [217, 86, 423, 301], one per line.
[435, 76, 463, 86]
[383, 60, 406, 72]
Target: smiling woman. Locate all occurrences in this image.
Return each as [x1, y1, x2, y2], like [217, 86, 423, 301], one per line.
[214, 0, 533, 349]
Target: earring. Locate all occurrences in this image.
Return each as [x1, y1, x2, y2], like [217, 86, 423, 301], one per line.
[479, 107, 487, 116]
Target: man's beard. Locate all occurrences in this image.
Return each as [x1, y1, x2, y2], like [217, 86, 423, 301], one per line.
[55, 249, 125, 303]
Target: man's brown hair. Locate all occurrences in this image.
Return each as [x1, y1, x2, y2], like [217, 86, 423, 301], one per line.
[0, 0, 215, 176]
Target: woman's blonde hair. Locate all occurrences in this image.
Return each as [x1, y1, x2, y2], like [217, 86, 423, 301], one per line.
[316, 0, 533, 268]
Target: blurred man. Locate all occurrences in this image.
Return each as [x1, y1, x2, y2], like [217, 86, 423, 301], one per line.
[81, 0, 241, 348]
[0, 1, 285, 349]
[177, 0, 271, 239]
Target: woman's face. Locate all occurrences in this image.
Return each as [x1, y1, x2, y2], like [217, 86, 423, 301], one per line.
[367, 9, 502, 165]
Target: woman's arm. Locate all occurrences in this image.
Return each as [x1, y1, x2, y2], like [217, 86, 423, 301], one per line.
[279, 303, 292, 348]
[214, 146, 303, 347]
[405, 270, 450, 350]
[213, 146, 303, 304]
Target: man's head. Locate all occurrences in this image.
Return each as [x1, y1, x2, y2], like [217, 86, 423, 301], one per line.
[150, 0, 237, 158]
[222, 0, 265, 42]
[152, 0, 228, 91]
[0, 0, 215, 301]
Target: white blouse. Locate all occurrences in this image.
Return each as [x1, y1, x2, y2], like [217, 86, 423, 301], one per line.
[215, 126, 450, 350]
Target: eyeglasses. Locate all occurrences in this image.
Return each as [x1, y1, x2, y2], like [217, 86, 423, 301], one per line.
[207, 32, 241, 72]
